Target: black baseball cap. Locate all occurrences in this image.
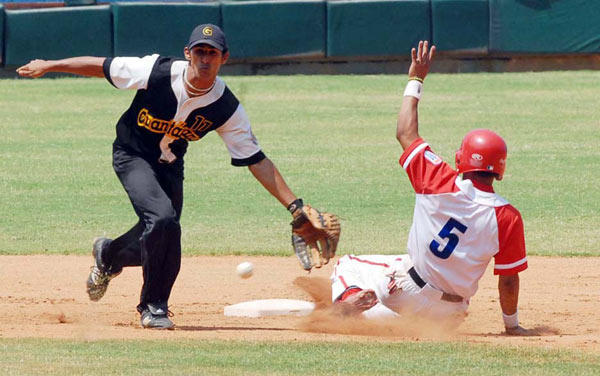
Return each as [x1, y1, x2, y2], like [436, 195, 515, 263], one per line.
[188, 24, 228, 53]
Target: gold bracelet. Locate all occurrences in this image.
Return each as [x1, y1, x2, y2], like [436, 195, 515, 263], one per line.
[408, 76, 424, 83]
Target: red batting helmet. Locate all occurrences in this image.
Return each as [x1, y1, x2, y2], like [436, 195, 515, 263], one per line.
[455, 129, 507, 180]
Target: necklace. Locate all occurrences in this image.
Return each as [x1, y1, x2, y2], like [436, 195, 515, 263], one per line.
[183, 67, 215, 96]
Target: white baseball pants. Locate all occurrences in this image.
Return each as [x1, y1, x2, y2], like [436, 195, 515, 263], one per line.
[331, 254, 468, 324]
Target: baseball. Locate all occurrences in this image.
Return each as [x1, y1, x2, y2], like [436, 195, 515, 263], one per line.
[236, 262, 254, 279]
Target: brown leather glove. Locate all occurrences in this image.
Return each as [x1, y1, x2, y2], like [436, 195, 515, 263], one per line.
[288, 199, 341, 271]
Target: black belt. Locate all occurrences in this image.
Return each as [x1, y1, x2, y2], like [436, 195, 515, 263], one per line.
[408, 267, 463, 303]
[408, 267, 426, 288]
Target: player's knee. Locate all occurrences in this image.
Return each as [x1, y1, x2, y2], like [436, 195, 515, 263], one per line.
[151, 211, 180, 232]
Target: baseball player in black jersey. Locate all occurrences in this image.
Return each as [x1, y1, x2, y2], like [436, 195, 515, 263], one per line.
[17, 24, 337, 330]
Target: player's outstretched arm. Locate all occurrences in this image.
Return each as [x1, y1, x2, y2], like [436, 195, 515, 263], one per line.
[249, 158, 340, 271]
[248, 157, 297, 207]
[498, 274, 533, 336]
[396, 41, 436, 150]
[16, 56, 106, 79]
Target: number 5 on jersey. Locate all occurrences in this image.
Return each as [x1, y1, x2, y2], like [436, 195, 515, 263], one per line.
[429, 218, 468, 259]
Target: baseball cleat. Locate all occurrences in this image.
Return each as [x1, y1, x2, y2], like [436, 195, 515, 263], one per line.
[140, 303, 175, 330]
[86, 237, 120, 302]
[334, 288, 378, 315]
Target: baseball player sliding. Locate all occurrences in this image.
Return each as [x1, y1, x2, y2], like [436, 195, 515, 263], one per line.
[17, 24, 339, 330]
[331, 41, 531, 335]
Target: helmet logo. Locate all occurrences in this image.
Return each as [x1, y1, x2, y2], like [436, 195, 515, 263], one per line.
[202, 26, 213, 36]
[469, 153, 483, 167]
[486, 165, 495, 171]
[499, 158, 505, 165]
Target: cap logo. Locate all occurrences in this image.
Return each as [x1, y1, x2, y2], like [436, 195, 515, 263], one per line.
[202, 26, 213, 36]
[471, 153, 483, 161]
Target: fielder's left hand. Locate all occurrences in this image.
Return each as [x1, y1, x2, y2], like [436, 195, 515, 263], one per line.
[289, 200, 341, 271]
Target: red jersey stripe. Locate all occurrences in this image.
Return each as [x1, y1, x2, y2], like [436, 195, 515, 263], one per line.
[348, 255, 390, 268]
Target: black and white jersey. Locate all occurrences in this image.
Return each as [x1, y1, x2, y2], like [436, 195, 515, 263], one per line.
[102, 54, 265, 167]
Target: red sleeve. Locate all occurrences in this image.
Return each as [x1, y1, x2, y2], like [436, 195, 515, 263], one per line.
[493, 204, 528, 275]
[399, 138, 459, 194]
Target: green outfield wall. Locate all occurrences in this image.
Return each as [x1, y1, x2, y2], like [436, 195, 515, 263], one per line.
[222, 0, 326, 59]
[0, 5, 4, 66]
[112, 3, 221, 58]
[5, 6, 112, 66]
[3, 0, 600, 70]
[489, 0, 600, 53]
[327, 0, 430, 57]
[431, 0, 488, 52]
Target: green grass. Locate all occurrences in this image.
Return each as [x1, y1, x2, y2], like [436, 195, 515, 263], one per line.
[1, 72, 599, 256]
[1, 339, 599, 375]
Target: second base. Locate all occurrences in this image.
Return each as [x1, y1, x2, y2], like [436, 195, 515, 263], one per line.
[224, 299, 315, 317]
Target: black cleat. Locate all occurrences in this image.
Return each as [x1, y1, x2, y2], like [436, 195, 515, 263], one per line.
[140, 303, 175, 330]
[86, 237, 119, 301]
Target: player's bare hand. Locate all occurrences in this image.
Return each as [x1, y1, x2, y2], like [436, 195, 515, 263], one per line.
[159, 134, 177, 164]
[505, 325, 535, 336]
[16, 59, 52, 78]
[408, 41, 436, 81]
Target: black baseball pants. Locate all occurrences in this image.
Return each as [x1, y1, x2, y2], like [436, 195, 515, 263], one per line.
[102, 146, 184, 312]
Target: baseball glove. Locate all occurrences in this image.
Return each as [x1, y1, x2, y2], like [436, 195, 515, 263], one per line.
[289, 200, 341, 271]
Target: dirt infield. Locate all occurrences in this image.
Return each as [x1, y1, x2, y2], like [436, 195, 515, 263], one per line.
[1, 255, 598, 353]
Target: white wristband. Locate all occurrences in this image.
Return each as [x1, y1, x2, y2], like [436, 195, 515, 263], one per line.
[502, 310, 519, 328]
[403, 80, 423, 100]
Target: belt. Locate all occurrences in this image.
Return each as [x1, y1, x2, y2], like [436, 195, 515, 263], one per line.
[408, 267, 463, 303]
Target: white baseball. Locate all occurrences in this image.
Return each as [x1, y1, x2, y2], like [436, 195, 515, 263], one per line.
[236, 262, 254, 279]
